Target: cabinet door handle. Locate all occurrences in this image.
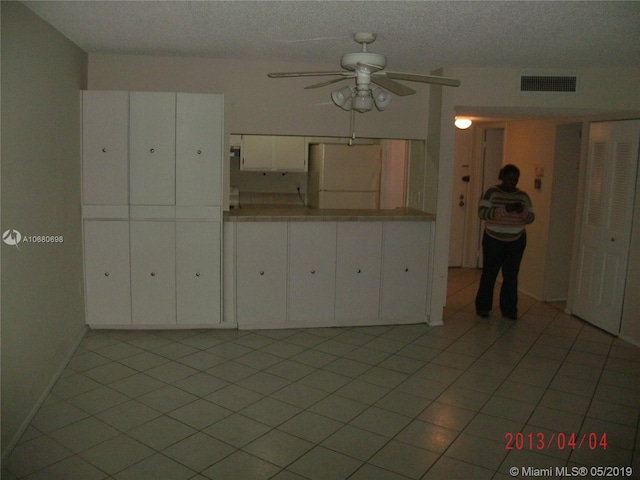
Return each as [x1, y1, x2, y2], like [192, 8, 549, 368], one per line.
[197, 150, 202, 155]
[150, 272, 156, 276]
[405, 268, 409, 272]
[311, 269, 316, 274]
[196, 272, 201, 277]
[356, 269, 361, 274]
[102, 148, 107, 153]
[104, 272, 109, 277]
[259, 271, 265, 275]
[150, 148, 155, 153]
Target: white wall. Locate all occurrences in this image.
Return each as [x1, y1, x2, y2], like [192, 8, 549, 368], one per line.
[1, 2, 88, 457]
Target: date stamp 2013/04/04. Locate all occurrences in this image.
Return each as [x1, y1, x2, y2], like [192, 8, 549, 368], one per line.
[505, 431, 608, 451]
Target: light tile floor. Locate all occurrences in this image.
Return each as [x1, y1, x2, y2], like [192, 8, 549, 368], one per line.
[4, 268, 640, 479]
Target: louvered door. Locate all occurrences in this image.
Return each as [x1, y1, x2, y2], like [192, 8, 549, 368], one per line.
[573, 120, 640, 334]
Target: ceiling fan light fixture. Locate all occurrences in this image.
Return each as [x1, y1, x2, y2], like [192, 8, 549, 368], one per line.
[372, 88, 391, 111]
[353, 90, 374, 113]
[331, 86, 354, 110]
[455, 117, 473, 129]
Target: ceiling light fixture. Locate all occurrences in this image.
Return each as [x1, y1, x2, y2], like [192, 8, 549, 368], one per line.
[455, 117, 473, 129]
[331, 86, 391, 113]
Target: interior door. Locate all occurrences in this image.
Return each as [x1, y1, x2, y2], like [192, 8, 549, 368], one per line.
[572, 120, 640, 334]
[449, 128, 473, 266]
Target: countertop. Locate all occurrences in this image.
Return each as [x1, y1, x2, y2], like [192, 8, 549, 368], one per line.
[224, 205, 436, 222]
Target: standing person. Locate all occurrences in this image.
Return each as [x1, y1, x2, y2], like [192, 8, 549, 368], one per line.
[475, 164, 535, 320]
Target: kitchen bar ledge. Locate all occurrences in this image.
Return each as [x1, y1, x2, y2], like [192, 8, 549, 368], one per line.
[224, 205, 436, 222]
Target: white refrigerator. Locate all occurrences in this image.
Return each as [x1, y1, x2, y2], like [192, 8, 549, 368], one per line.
[307, 144, 381, 209]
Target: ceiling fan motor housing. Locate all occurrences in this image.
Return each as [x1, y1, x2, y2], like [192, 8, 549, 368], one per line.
[340, 52, 386, 71]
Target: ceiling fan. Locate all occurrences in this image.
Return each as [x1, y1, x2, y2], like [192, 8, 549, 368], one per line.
[268, 33, 460, 113]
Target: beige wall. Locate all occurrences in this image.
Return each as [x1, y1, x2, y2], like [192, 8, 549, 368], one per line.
[1, 2, 88, 457]
[88, 54, 431, 140]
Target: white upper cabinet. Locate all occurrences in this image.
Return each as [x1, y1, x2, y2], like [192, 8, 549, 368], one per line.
[129, 92, 177, 206]
[241, 135, 307, 171]
[82, 91, 129, 205]
[176, 93, 224, 206]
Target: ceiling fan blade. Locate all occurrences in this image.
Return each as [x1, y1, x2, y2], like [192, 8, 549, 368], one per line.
[385, 71, 461, 87]
[305, 77, 352, 89]
[371, 76, 416, 96]
[268, 71, 347, 78]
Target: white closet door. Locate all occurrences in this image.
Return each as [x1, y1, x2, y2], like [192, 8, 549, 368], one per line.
[573, 120, 640, 334]
[288, 222, 337, 325]
[83, 221, 131, 326]
[380, 222, 431, 321]
[176, 221, 221, 325]
[176, 93, 223, 206]
[82, 91, 129, 205]
[335, 222, 382, 323]
[130, 221, 176, 325]
[129, 92, 176, 205]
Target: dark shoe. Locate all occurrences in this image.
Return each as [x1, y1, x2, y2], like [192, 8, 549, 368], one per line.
[476, 311, 490, 318]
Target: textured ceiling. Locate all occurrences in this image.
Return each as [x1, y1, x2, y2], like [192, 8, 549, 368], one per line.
[23, 0, 640, 73]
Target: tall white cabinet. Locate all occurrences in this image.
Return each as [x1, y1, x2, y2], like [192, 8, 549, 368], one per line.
[82, 90, 224, 328]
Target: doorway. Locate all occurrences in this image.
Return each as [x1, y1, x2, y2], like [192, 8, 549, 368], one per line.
[449, 124, 504, 268]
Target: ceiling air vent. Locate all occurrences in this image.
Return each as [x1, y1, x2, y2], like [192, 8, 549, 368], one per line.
[520, 75, 577, 93]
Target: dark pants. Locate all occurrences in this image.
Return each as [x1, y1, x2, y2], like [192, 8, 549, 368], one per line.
[475, 231, 527, 316]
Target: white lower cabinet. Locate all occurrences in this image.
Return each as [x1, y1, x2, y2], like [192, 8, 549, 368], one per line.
[288, 222, 337, 325]
[335, 222, 383, 323]
[236, 222, 288, 327]
[84, 221, 132, 326]
[380, 221, 431, 321]
[130, 221, 177, 325]
[176, 221, 222, 325]
[84, 220, 222, 327]
[232, 220, 432, 328]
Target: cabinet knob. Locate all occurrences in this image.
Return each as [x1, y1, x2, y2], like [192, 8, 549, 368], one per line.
[311, 269, 316, 274]
[405, 268, 409, 272]
[196, 272, 201, 277]
[197, 150, 202, 155]
[104, 272, 109, 277]
[357, 269, 361, 274]
[102, 148, 107, 153]
[150, 148, 155, 153]
[260, 271, 265, 275]
[150, 272, 156, 276]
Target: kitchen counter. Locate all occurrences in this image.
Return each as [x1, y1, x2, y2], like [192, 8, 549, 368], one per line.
[224, 205, 435, 222]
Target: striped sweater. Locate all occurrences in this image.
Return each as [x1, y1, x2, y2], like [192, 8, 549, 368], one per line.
[478, 186, 535, 241]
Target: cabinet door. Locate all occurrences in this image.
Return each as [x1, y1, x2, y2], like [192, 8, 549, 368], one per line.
[176, 221, 221, 325]
[288, 222, 337, 324]
[273, 136, 307, 171]
[236, 223, 288, 327]
[82, 91, 129, 205]
[176, 93, 224, 206]
[130, 92, 176, 205]
[130, 221, 176, 325]
[241, 135, 273, 170]
[83, 221, 131, 326]
[335, 222, 382, 322]
[380, 222, 431, 320]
